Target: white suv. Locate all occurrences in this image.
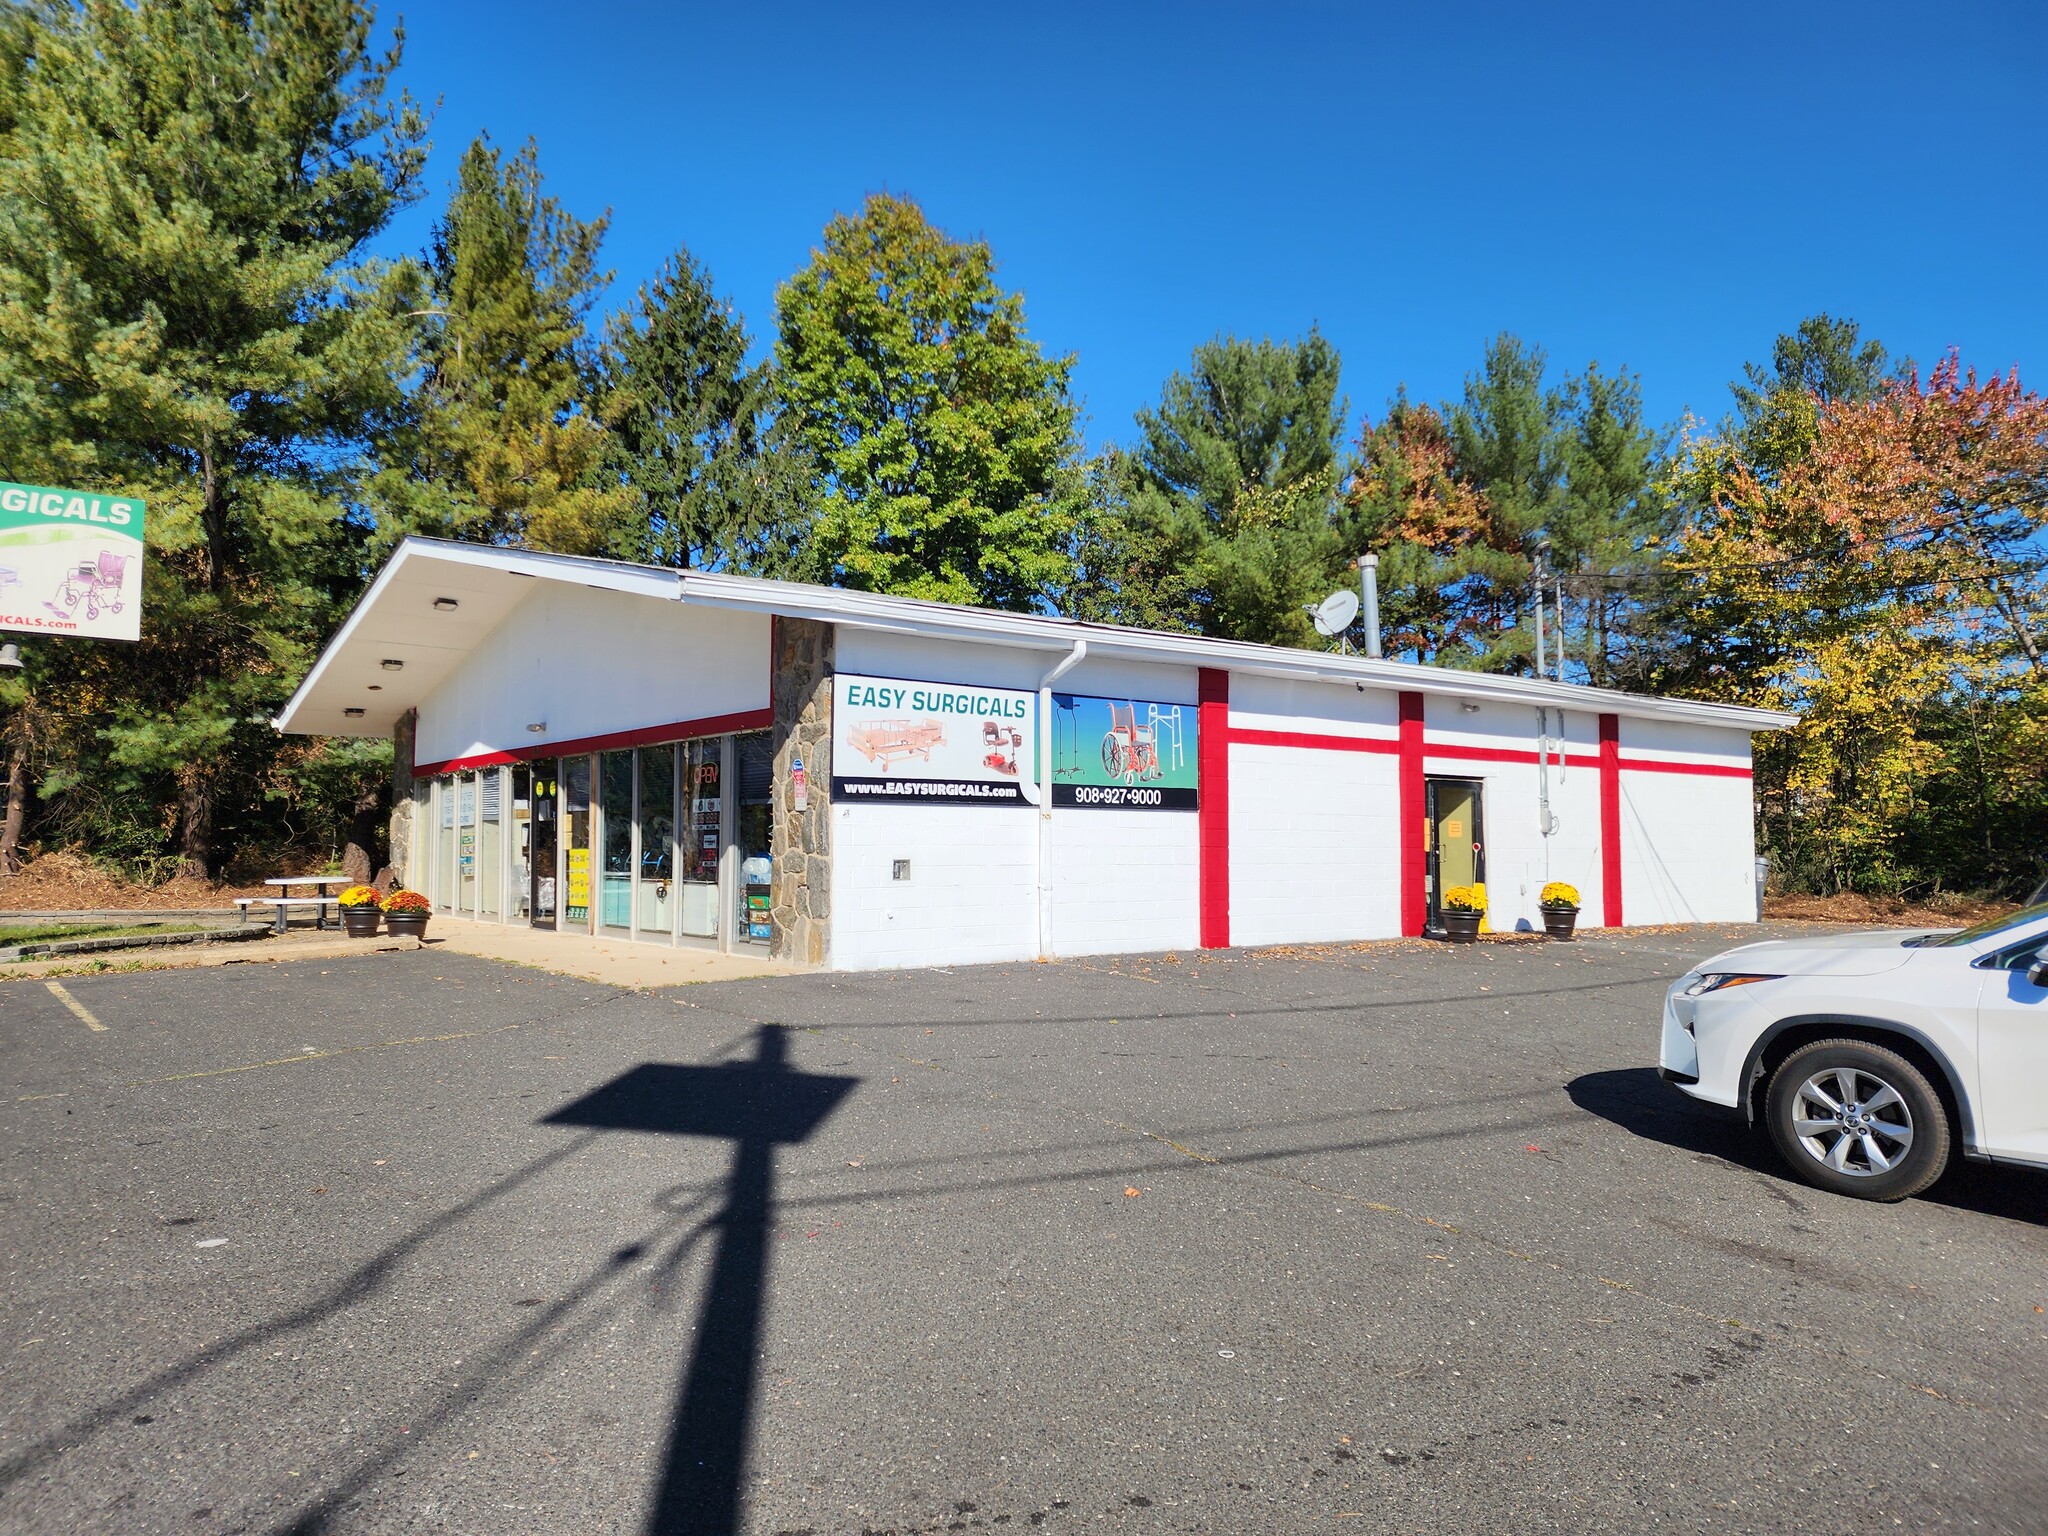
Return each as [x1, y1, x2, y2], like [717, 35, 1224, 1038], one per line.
[1660, 903, 2048, 1200]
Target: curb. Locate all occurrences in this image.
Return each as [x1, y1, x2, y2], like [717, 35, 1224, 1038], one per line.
[0, 926, 269, 963]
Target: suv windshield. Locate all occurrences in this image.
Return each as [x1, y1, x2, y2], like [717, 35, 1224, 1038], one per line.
[1920, 900, 2048, 948]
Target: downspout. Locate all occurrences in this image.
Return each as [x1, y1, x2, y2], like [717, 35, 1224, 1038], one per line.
[1035, 639, 1088, 959]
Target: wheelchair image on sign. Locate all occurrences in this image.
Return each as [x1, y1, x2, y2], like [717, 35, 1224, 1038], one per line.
[53, 548, 130, 622]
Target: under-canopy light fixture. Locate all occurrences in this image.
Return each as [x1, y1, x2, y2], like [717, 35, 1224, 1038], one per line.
[367, 684, 383, 692]
[432, 597, 459, 612]
[1460, 700, 1482, 714]
[380, 658, 404, 671]
[344, 707, 366, 718]
[527, 722, 547, 734]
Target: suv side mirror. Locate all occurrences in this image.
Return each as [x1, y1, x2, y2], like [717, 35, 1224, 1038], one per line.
[2030, 948, 2048, 988]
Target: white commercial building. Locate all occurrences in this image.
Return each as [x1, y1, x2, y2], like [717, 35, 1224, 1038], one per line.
[277, 538, 1795, 969]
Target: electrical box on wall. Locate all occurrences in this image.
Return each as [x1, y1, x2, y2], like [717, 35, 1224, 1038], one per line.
[892, 859, 911, 881]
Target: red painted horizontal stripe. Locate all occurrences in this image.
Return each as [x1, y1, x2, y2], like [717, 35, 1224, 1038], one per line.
[1229, 730, 1752, 780]
[1227, 727, 1399, 755]
[414, 706, 773, 778]
[1422, 744, 1601, 770]
[1618, 755, 1752, 779]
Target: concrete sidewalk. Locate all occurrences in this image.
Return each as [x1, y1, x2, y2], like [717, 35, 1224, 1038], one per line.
[0, 918, 790, 988]
[423, 919, 793, 988]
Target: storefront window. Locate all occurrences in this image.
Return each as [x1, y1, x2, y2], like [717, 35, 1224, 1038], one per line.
[456, 771, 478, 913]
[681, 739, 722, 940]
[600, 750, 634, 935]
[563, 755, 593, 931]
[479, 768, 502, 918]
[736, 732, 774, 945]
[638, 745, 675, 939]
[435, 777, 456, 910]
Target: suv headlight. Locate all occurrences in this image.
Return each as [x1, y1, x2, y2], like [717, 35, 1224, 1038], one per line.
[1681, 972, 1782, 997]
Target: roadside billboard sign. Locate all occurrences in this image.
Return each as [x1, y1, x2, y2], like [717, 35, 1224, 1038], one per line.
[0, 481, 146, 642]
[830, 673, 1037, 806]
[1050, 693, 1198, 809]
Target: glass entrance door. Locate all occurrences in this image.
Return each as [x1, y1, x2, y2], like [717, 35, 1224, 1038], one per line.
[600, 751, 634, 937]
[638, 744, 676, 940]
[528, 761, 558, 930]
[563, 755, 593, 932]
[1424, 777, 1485, 934]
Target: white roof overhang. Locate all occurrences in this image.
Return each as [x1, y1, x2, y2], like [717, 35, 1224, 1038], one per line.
[277, 539, 1798, 741]
[272, 538, 679, 738]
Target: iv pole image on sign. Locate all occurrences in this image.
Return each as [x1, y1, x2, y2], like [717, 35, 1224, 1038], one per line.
[0, 482, 147, 643]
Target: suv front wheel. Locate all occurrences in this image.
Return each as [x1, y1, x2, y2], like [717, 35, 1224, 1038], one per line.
[1763, 1038, 1951, 1201]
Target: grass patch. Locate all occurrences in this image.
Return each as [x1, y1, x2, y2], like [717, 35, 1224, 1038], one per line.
[0, 920, 209, 947]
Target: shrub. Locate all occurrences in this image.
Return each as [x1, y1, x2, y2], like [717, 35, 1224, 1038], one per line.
[1540, 881, 1580, 910]
[1442, 884, 1485, 913]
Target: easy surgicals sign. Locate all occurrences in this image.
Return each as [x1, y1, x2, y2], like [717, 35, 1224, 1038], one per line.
[0, 481, 146, 642]
[831, 673, 1037, 805]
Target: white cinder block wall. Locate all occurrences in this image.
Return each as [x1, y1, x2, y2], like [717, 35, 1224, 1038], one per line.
[825, 630, 1764, 968]
[828, 634, 1202, 970]
[1229, 676, 1401, 945]
[1618, 718, 1756, 924]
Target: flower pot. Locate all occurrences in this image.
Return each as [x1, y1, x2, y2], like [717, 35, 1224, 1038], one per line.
[1440, 910, 1483, 944]
[383, 911, 430, 939]
[341, 906, 382, 938]
[1542, 905, 1579, 941]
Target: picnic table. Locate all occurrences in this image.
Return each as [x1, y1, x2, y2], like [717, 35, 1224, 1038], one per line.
[238, 875, 349, 935]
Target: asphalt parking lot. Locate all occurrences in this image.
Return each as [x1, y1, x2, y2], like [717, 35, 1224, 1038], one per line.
[1, 925, 2042, 1535]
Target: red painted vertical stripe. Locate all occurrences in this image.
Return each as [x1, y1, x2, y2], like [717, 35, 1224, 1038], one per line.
[1398, 692, 1427, 938]
[1599, 712, 1623, 928]
[1197, 667, 1231, 949]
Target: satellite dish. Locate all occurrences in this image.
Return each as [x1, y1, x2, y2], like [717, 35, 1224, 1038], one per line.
[1310, 588, 1360, 638]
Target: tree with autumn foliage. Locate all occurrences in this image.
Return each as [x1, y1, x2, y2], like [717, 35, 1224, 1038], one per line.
[1341, 338, 1665, 676]
[1653, 338, 2048, 895]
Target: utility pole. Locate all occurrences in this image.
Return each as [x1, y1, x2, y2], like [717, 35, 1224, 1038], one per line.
[1532, 543, 1549, 681]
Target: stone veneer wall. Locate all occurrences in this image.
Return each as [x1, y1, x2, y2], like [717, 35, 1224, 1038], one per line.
[769, 618, 833, 964]
[388, 708, 419, 887]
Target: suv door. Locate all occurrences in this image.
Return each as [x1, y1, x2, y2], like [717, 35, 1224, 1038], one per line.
[1976, 929, 2048, 1165]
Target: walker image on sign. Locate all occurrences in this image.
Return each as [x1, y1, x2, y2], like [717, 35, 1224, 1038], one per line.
[0, 482, 146, 642]
[1049, 693, 1198, 809]
[831, 673, 1038, 805]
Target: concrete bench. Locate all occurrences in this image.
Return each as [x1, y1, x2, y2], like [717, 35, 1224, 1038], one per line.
[236, 896, 340, 935]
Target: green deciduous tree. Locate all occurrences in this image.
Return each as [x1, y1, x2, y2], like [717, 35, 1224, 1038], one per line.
[0, 0, 424, 875]
[774, 193, 1081, 608]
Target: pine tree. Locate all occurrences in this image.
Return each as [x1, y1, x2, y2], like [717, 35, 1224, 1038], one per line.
[774, 193, 1081, 609]
[0, 0, 425, 875]
[1122, 331, 1347, 645]
[595, 247, 810, 573]
[391, 136, 628, 556]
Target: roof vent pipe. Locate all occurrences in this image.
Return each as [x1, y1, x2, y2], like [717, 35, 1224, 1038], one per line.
[1356, 554, 1383, 660]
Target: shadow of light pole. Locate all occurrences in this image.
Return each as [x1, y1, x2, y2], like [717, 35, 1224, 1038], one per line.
[545, 1026, 856, 1536]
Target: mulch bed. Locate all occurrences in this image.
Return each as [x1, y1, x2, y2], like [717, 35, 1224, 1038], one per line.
[0, 850, 317, 912]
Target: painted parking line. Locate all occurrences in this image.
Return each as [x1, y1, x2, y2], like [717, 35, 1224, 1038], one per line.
[44, 980, 105, 1032]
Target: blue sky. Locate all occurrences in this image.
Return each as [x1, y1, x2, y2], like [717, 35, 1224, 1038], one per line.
[381, 0, 2046, 449]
